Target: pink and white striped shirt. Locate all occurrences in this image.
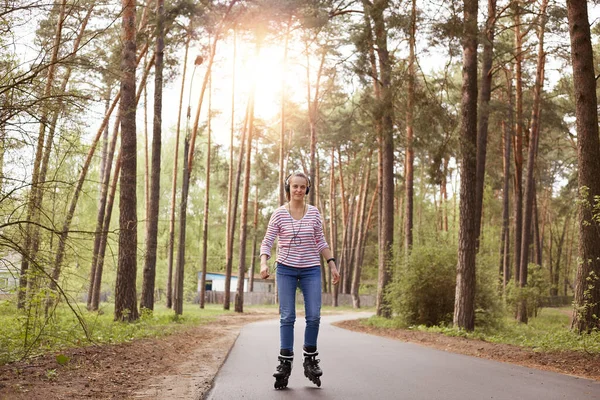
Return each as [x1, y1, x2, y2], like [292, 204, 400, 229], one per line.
[260, 204, 329, 268]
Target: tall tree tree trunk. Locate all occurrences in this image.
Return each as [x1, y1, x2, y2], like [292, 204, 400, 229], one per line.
[225, 29, 237, 308]
[474, 0, 497, 250]
[225, 101, 249, 310]
[174, 138, 189, 315]
[513, 1, 524, 285]
[141, 0, 164, 311]
[114, 0, 139, 322]
[517, 0, 548, 323]
[91, 154, 122, 311]
[199, 69, 212, 309]
[566, 0, 600, 333]
[454, 0, 478, 331]
[501, 118, 512, 291]
[235, 38, 258, 312]
[249, 181, 259, 293]
[404, 0, 416, 254]
[166, 28, 191, 309]
[18, 0, 67, 308]
[365, 0, 394, 318]
[328, 148, 338, 295]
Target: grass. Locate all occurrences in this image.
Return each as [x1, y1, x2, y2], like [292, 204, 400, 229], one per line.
[0, 300, 233, 365]
[362, 307, 600, 353]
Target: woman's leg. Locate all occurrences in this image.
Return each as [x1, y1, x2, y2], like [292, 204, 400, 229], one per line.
[298, 266, 322, 350]
[277, 264, 299, 352]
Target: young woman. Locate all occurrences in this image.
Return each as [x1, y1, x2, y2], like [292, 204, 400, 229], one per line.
[260, 172, 340, 389]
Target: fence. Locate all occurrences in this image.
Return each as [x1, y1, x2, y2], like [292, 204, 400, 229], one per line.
[199, 291, 375, 308]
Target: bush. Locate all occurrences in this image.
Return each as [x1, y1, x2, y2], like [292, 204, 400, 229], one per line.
[474, 250, 506, 329]
[505, 263, 551, 319]
[386, 244, 457, 327]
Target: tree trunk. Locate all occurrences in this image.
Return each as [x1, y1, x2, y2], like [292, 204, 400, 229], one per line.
[513, 1, 524, 284]
[365, 0, 394, 318]
[566, 0, 600, 333]
[352, 158, 374, 308]
[328, 148, 338, 295]
[141, 0, 164, 312]
[166, 28, 191, 309]
[225, 100, 249, 310]
[174, 137, 190, 315]
[91, 154, 122, 311]
[501, 119, 511, 291]
[114, 0, 139, 322]
[517, 0, 548, 323]
[249, 183, 259, 293]
[18, 0, 67, 309]
[199, 68, 213, 309]
[235, 40, 258, 312]
[474, 0, 497, 251]
[454, 0, 478, 331]
[404, 0, 416, 254]
[225, 29, 237, 308]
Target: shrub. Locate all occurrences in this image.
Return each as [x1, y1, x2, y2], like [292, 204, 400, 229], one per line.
[505, 263, 551, 319]
[386, 244, 457, 327]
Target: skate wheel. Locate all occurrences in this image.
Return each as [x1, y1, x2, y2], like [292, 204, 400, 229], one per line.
[316, 377, 321, 387]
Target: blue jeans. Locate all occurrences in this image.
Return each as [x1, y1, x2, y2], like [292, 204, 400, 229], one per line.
[277, 263, 322, 353]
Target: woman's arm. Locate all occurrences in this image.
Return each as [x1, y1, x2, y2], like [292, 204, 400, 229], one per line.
[320, 247, 340, 285]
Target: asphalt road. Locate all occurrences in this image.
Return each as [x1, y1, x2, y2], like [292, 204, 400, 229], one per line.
[206, 312, 600, 400]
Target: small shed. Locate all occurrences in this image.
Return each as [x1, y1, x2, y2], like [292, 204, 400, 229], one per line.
[198, 272, 274, 293]
[199, 272, 248, 293]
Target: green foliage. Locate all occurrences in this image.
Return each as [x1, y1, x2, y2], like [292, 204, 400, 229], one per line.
[364, 307, 600, 353]
[386, 243, 457, 327]
[0, 301, 230, 365]
[505, 264, 551, 319]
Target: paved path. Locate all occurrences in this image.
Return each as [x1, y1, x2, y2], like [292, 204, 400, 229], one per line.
[206, 313, 600, 399]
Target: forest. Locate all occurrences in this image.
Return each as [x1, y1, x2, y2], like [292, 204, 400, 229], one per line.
[1, 0, 600, 366]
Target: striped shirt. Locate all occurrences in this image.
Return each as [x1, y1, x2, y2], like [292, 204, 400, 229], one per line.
[260, 204, 329, 268]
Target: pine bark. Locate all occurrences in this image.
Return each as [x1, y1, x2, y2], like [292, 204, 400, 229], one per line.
[474, 0, 497, 250]
[199, 71, 212, 309]
[141, 0, 165, 311]
[454, 0, 478, 331]
[235, 42, 257, 312]
[166, 29, 191, 309]
[404, 0, 416, 253]
[114, 0, 139, 322]
[517, 0, 548, 323]
[566, 0, 600, 333]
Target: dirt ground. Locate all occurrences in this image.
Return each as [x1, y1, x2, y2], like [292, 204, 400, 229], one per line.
[0, 310, 598, 400]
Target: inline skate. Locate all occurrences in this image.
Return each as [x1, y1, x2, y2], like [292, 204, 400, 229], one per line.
[303, 350, 322, 387]
[273, 354, 293, 389]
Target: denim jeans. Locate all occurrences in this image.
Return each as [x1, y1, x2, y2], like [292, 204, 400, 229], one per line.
[277, 263, 322, 353]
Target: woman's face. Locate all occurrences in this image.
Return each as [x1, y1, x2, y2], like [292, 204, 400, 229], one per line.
[289, 176, 308, 200]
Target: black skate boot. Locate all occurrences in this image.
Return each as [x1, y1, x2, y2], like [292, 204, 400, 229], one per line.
[273, 354, 293, 389]
[303, 350, 322, 387]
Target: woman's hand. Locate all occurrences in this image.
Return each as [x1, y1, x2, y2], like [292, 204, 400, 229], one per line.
[330, 262, 340, 285]
[260, 263, 270, 279]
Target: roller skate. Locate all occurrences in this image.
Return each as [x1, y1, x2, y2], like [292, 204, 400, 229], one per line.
[273, 354, 293, 389]
[303, 350, 322, 387]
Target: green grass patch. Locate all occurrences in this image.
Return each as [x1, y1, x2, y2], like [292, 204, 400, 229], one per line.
[362, 307, 600, 353]
[0, 301, 232, 365]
